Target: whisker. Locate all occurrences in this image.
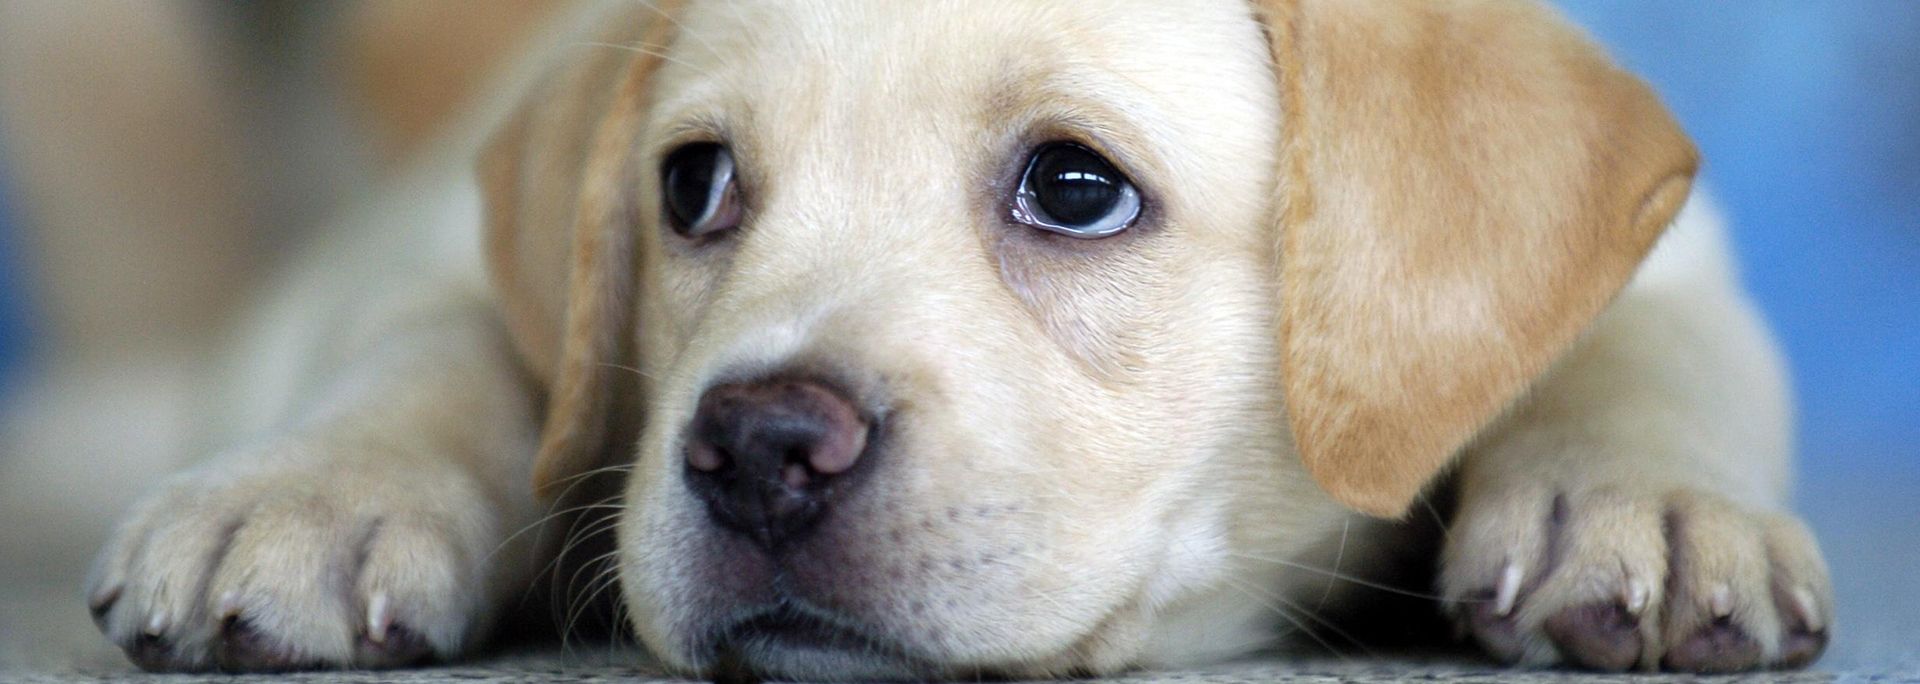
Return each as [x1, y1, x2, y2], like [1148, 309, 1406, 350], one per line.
[497, 462, 635, 583]
[486, 501, 628, 568]
[1229, 552, 1474, 603]
[546, 509, 626, 596]
[597, 361, 660, 382]
[631, 0, 721, 59]
[1421, 495, 1453, 543]
[520, 491, 625, 610]
[574, 41, 702, 73]
[1220, 575, 1347, 660]
[533, 462, 636, 523]
[549, 462, 639, 487]
[1265, 587, 1375, 659]
[545, 522, 618, 641]
[607, 579, 634, 651]
[561, 547, 626, 652]
[1315, 517, 1352, 611]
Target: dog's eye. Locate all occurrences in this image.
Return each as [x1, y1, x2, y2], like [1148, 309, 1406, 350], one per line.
[662, 143, 742, 238]
[1012, 142, 1141, 239]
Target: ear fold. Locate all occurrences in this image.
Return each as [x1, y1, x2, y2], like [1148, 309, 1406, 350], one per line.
[480, 5, 682, 500]
[1255, 0, 1699, 517]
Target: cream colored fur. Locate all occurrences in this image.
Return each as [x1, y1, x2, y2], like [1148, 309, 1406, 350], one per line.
[84, 0, 1829, 678]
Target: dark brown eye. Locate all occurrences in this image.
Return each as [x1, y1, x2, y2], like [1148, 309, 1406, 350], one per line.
[1011, 142, 1141, 239]
[663, 143, 742, 237]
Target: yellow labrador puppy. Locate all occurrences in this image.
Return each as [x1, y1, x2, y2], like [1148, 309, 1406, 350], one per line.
[87, 0, 1831, 678]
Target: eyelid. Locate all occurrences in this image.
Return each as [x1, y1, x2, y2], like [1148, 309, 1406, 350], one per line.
[650, 113, 732, 168]
[1013, 118, 1158, 201]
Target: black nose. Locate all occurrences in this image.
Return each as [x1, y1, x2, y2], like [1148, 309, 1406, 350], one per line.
[684, 379, 871, 549]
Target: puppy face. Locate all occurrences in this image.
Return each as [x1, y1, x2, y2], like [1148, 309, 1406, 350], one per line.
[614, 0, 1322, 677]
[482, 0, 1696, 678]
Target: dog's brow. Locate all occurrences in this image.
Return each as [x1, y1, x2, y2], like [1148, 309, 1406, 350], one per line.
[980, 61, 1178, 184]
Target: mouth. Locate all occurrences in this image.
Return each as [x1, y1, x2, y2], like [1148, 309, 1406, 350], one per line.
[701, 603, 940, 682]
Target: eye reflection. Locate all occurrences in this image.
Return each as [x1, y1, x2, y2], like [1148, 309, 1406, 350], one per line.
[663, 143, 743, 238]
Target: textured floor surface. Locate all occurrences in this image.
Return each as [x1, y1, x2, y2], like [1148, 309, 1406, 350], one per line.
[1, 653, 1907, 684]
[4, 473, 1915, 682]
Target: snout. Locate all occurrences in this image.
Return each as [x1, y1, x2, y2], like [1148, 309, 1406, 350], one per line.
[628, 323, 1143, 676]
[628, 354, 1149, 678]
[683, 378, 873, 549]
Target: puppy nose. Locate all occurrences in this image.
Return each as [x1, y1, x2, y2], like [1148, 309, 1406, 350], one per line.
[684, 379, 870, 548]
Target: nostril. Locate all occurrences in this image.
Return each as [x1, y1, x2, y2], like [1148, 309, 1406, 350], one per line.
[781, 461, 810, 489]
[793, 385, 867, 477]
[686, 438, 727, 473]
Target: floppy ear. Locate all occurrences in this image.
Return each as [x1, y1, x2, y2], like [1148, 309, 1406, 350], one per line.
[1254, 0, 1699, 517]
[479, 5, 682, 500]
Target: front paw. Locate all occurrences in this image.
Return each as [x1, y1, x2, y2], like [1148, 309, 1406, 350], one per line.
[1440, 485, 1831, 672]
[86, 447, 506, 672]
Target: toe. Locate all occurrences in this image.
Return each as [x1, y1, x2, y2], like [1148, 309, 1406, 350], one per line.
[1770, 581, 1829, 668]
[104, 511, 239, 671]
[351, 517, 483, 662]
[216, 615, 321, 673]
[204, 501, 358, 665]
[1543, 602, 1641, 671]
[1778, 625, 1827, 669]
[1659, 494, 1780, 671]
[87, 586, 122, 630]
[124, 632, 181, 673]
[1442, 488, 1557, 663]
[1763, 515, 1832, 669]
[1521, 489, 1665, 670]
[356, 622, 435, 669]
[1463, 589, 1526, 663]
[1663, 618, 1762, 673]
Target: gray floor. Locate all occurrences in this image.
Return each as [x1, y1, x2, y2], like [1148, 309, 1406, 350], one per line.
[0, 653, 1899, 684]
[4, 472, 1916, 682]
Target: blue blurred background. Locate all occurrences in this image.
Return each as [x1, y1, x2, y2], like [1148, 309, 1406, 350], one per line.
[1549, 2, 1920, 667]
[1552, 0, 1920, 484]
[0, 144, 28, 396]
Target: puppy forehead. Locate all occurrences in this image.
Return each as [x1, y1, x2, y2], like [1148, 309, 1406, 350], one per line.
[663, 0, 1277, 144]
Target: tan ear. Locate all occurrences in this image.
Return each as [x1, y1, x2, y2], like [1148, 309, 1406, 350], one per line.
[1255, 0, 1699, 517]
[480, 4, 682, 500]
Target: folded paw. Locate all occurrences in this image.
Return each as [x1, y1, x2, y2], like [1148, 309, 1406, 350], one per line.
[86, 449, 506, 672]
[1440, 486, 1831, 672]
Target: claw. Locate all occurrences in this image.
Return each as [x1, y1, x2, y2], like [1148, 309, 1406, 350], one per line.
[216, 591, 243, 621]
[1494, 560, 1523, 617]
[1624, 578, 1650, 616]
[1790, 586, 1822, 632]
[1708, 583, 1734, 618]
[367, 592, 392, 644]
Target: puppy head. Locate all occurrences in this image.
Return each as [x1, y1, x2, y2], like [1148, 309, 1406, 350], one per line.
[482, 0, 1695, 678]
